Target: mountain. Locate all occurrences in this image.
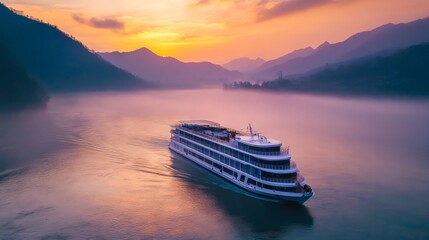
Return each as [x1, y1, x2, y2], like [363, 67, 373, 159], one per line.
[255, 47, 314, 73]
[222, 57, 265, 73]
[0, 44, 48, 111]
[255, 17, 429, 81]
[99, 48, 242, 88]
[256, 43, 429, 96]
[0, 3, 147, 92]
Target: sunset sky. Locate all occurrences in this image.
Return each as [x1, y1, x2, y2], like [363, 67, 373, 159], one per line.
[3, 0, 429, 63]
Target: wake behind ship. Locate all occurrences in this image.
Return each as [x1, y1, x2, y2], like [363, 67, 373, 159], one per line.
[169, 120, 314, 204]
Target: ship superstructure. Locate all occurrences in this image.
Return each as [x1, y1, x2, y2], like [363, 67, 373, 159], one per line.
[169, 120, 313, 203]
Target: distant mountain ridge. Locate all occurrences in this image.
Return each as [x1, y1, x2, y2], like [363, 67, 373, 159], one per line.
[255, 47, 314, 74]
[229, 43, 429, 96]
[0, 3, 147, 92]
[254, 17, 429, 81]
[222, 57, 265, 73]
[99, 48, 242, 88]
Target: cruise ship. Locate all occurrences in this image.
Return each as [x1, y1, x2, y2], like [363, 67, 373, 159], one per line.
[169, 120, 314, 204]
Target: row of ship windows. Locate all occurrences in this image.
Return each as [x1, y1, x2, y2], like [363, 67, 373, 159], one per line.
[179, 138, 260, 178]
[178, 130, 290, 167]
[173, 143, 297, 192]
[178, 137, 297, 181]
[247, 179, 297, 192]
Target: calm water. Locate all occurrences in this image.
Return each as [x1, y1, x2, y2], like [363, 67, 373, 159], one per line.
[0, 89, 428, 240]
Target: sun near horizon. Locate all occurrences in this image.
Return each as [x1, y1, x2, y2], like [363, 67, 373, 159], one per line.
[2, 0, 429, 64]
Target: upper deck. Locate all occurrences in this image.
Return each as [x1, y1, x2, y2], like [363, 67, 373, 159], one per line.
[173, 120, 290, 157]
[235, 136, 282, 148]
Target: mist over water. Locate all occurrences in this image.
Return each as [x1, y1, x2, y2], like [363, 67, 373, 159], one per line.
[0, 89, 428, 239]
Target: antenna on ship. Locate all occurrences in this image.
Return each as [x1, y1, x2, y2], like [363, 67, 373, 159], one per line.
[248, 123, 254, 139]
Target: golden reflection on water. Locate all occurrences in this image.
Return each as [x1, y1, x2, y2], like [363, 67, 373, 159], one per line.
[0, 89, 428, 239]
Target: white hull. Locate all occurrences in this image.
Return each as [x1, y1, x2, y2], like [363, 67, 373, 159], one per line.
[169, 140, 313, 204]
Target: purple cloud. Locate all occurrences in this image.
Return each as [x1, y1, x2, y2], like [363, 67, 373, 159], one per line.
[72, 14, 124, 30]
[257, 0, 349, 22]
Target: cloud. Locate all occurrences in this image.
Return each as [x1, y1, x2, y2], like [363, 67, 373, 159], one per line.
[257, 0, 334, 22]
[89, 18, 124, 29]
[72, 14, 124, 30]
[189, 0, 353, 25]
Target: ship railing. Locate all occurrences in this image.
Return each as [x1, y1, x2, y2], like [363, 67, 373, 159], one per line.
[179, 127, 230, 144]
[261, 177, 297, 183]
[237, 146, 290, 156]
[281, 146, 290, 155]
[250, 160, 297, 170]
[176, 127, 293, 160]
[225, 128, 247, 136]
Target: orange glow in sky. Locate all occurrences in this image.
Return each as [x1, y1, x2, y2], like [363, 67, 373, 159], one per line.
[3, 0, 429, 63]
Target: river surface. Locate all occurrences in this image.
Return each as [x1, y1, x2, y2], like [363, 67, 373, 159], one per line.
[0, 89, 428, 240]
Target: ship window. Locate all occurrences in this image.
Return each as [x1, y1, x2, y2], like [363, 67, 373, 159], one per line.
[246, 165, 251, 174]
[254, 159, 290, 167]
[247, 178, 256, 186]
[223, 167, 233, 176]
[204, 159, 212, 165]
[239, 175, 245, 182]
[249, 146, 280, 152]
[263, 184, 286, 191]
[261, 172, 297, 179]
[232, 150, 238, 158]
[213, 162, 221, 170]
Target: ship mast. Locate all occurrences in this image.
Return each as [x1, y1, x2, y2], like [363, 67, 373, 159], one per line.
[248, 123, 254, 139]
